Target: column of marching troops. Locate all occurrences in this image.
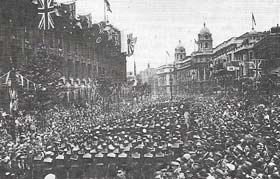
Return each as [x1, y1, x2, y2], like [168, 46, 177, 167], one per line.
[0, 100, 189, 179]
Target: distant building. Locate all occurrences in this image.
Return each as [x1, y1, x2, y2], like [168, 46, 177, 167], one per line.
[139, 64, 157, 95]
[254, 24, 280, 76]
[160, 22, 271, 95]
[191, 23, 213, 93]
[156, 63, 175, 97]
[212, 29, 268, 90]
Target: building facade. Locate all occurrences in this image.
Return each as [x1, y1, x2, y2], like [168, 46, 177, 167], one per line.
[139, 64, 157, 95]
[156, 63, 175, 97]
[0, 2, 127, 106]
[191, 23, 213, 93]
[157, 23, 275, 95]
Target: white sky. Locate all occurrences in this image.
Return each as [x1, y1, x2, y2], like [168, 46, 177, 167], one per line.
[59, 0, 280, 72]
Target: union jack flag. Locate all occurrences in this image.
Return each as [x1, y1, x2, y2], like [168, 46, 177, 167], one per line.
[38, 0, 55, 30]
[248, 59, 264, 80]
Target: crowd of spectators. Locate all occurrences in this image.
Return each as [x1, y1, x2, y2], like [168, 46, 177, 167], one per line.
[0, 92, 280, 179]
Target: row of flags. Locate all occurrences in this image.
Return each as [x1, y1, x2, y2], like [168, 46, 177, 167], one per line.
[0, 70, 37, 113]
[0, 0, 137, 57]
[31, 0, 137, 57]
[214, 59, 264, 80]
[0, 71, 37, 90]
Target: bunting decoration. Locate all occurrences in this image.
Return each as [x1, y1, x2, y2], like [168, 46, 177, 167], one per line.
[38, 0, 56, 30]
[0, 71, 37, 91]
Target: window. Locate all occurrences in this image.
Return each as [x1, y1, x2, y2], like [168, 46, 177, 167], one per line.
[249, 52, 253, 60]
[67, 60, 72, 78]
[75, 61, 80, 78]
[205, 42, 208, 48]
[88, 64, 92, 78]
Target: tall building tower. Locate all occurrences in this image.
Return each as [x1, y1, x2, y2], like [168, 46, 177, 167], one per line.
[197, 23, 213, 52]
[175, 40, 186, 61]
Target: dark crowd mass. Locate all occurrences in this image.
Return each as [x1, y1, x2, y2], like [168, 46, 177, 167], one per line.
[1, 93, 280, 179]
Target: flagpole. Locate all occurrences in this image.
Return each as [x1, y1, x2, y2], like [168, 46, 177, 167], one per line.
[252, 14, 254, 31]
[104, 0, 106, 22]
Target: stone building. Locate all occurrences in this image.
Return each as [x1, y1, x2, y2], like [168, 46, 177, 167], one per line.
[0, 2, 127, 106]
[139, 64, 157, 95]
[191, 23, 213, 93]
[156, 63, 175, 97]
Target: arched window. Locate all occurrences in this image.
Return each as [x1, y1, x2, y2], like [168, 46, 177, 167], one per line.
[205, 42, 208, 48]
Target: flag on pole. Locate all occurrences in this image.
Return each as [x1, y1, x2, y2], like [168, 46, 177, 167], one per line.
[166, 51, 170, 57]
[104, 0, 112, 13]
[38, 0, 55, 30]
[252, 13, 256, 26]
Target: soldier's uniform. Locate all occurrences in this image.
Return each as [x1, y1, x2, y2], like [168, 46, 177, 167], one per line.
[106, 151, 117, 179]
[82, 151, 93, 179]
[54, 153, 66, 179]
[69, 148, 82, 179]
[42, 154, 54, 178]
[143, 151, 154, 179]
[33, 153, 44, 179]
[129, 152, 141, 179]
[94, 152, 106, 179]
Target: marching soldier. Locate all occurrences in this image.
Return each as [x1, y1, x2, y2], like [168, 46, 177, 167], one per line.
[83, 150, 93, 179]
[129, 151, 141, 179]
[143, 149, 154, 179]
[94, 152, 106, 179]
[54, 150, 66, 179]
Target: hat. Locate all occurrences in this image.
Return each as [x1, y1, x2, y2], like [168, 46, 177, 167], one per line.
[83, 153, 92, 159]
[107, 152, 116, 158]
[171, 161, 180, 166]
[43, 157, 53, 163]
[118, 152, 128, 158]
[56, 155, 64, 160]
[44, 174, 56, 179]
[226, 163, 236, 171]
[95, 152, 104, 158]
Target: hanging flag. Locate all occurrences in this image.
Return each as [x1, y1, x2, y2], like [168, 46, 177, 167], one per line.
[252, 13, 256, 26]
[127, 33, 137, 57]
[104, 0, 112, 13]
[38, 0, 55, 30]
[166, 51, 170, 57]
[112, 31, 120, 47]
[78, 14, 92, 28]
[9, 88, 18, 113]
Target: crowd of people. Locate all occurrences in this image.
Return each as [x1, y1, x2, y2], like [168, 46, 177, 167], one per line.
[0, 92, 280, 179]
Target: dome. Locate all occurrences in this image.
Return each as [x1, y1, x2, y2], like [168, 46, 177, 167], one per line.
[199, 23, 211, 34]
[175, 40, 185, 51]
